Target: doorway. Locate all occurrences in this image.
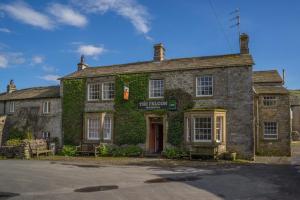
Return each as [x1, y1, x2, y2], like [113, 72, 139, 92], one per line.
[149, 117, 164, 153]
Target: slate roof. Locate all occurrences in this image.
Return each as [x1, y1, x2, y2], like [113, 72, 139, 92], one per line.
[290, 90, 300, 105]
[253, 70, 283, 84]
[61, 53, 254, 79]
[253, 85, 288, 94]
[0, 86, 60, 101]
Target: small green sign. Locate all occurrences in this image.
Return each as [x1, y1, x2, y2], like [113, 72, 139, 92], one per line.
[168, 99, 177, 111]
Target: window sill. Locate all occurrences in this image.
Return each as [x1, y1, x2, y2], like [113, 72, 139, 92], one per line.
[194, 96, 214, 100]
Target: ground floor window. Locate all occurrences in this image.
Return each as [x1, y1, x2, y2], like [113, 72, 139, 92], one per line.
[87, 118, 100, 140]
[184, 110, 226, 143]
[194, 117, 212, 142]
[264, 122, 278, 139]
[42, 131, 50, 139]
[103, 115, 112, 140]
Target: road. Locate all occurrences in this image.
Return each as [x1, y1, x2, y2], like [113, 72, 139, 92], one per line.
[0, 146, 300, 200]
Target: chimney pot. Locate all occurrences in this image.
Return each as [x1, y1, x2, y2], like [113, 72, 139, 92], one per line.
[240, 33, 249, 54]
[153, 43, 165, 61]
[7, 80, 16, 93]
[77, 55, 88, 71]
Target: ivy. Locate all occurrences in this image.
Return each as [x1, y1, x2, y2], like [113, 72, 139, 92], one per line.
[114, 74, 149, 145]
[62, 79, 86, 145]
[165, 89, 194, 146]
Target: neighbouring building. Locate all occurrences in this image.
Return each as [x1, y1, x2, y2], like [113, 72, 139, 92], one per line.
[0, 81, 62, 146]
[253, 70, 291, 156]
[290, 90, 300, 140]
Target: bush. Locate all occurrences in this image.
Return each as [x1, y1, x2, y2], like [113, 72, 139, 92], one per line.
[8, 128, 24, 140]
[162, 147, 188, 159]
[5, 139, 22, 146]
[60, 145, 77, 157]
[98, 144, 143, 157]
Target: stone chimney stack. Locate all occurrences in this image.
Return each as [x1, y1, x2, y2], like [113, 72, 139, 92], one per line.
[77, 55, 88, 71]
[153, 43, 165, 62]
[7, 80, 16, 93]
[240, 33, 249, 54]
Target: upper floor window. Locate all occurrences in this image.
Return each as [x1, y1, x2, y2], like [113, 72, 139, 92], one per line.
[196, 75, 213, 97]
[88, 83, 101, 101]
[43, 101, 50, 114]
[216, 116, 224, 143]
[263, 96, 277, 107]
[103, 115, 113, 140]
[194, 117, 212, 142]
[87, 118, 100, 140]
[149, 79, 164, 98]
[102, 82, 115, 100]
[264, 122, 278, 139]
[42, 131, 50, 139]
[9, 102, 15, 113]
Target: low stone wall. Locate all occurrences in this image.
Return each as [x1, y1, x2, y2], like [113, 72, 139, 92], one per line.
[0, 141, 34, 159]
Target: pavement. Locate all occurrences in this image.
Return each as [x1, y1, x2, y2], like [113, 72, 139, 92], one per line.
[0, 144, 300, 200]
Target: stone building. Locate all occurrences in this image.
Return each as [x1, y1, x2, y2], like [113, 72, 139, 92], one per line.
[253, 70, 291, 156]
[61, 34, 256, 159]
[0, 81, 62, 146]
[290, 90, 300, 140]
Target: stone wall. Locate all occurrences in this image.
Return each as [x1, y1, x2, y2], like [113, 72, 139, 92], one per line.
[1, 98, 62, 145]
[83, 66, 254, 158]
[0, 102, 4, 115]
[255, 95, 291, 156]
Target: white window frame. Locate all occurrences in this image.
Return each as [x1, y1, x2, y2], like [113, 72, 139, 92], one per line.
[87, 83, 101, 101]
[196, 75, 213, 97]
[102, 82, 115, 100]
[216, 116, 223, 143]
[42, 131, 50, 139]
[43, 101, 50, 114]
[263, 96, 277, 107]
[149, 79, 164, 99]
[263, 122, 278, 140]
[103, 115, 112, 140]
[87, 118, 100, 140]
[9, 102, 15, 113]
[186, 118, 191, 142]
[193, 117, 212, 142]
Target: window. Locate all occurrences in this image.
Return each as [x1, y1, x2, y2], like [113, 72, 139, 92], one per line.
[102, 82, 115, 100]
[149, 79, 164, 98]
[42, 132, 50, 139]
[9, 102, 15, 113]
[103, 115, 112, 140]
[264, 122, 278, 139]
[194, 117, 212, 141]
[263, 96, 277, 106]
[87, 118, 100, 140]
[216, 116, 224, 142]
[88, 83, 101, 101]
[43, 101, 50, 114]
[196, 76, 213, 96]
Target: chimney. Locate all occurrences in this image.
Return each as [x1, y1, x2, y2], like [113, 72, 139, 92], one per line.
[7, 80, 16, 93]
[282, 69, 285, 85]
[153, 43, 165, 62]
[240, 33, 249, 54]
[77, 55, 88, 71]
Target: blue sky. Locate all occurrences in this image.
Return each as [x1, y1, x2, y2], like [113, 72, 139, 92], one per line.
[0, 0, 299, 91]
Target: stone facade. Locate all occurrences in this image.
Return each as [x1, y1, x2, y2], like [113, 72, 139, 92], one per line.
[0, 86, 62, 146]
[290, 91, 300, 140]
[253, 71, 291, 156]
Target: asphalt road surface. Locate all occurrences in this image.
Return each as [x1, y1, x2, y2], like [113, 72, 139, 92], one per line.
[0, 158, 300, 200]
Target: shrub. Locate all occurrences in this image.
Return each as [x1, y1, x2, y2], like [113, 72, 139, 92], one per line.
[98, 144, 111, 156]
[121, 145, 143, 157]
[8, 128, 24, 140]
[60, 145, 77, 157]
[5, 139, 22, 146]
[162, 147, 188, 159]
[98, 144, 143, 157]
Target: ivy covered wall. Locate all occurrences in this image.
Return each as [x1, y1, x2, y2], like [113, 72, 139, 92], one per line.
[62, 79, 86, 145]
[114, 74, 149, 145]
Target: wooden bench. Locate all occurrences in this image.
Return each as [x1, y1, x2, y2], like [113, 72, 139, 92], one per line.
[29, 139, 53, 158]
[188, 144, 219, 160]
[76, 143, 100, 157]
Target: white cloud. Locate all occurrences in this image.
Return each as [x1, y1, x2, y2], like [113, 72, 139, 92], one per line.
[31, 55, 44, 65]
[73, 0, 150, 34]
[48, 3, 87, 28]
[42, 65, 56, 73]
[77, 44, 105, 58]
[0, 28, 11, 33]
[39, 74, 60, 83]
[0, 1, 54, 30]
[0, 54, 8, 68]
